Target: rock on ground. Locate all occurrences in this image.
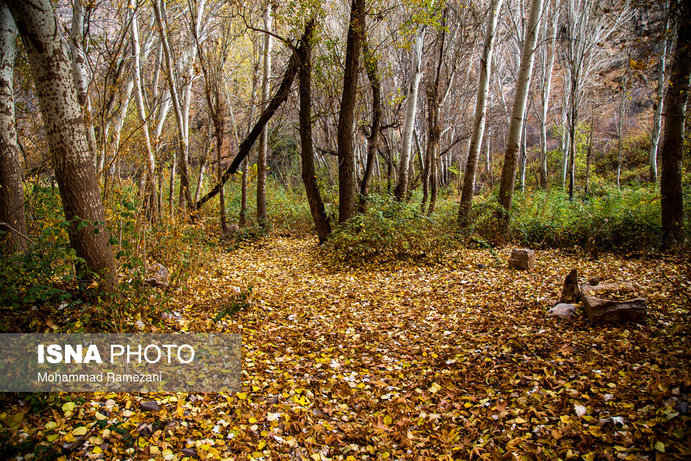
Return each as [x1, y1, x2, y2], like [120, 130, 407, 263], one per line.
[145, 263, 169, 288]
[547, 303, 579, 320]
[508, 249, 535, 271]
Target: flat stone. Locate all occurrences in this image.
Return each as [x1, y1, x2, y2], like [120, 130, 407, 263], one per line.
[547, 303, 579, 320]
[581, 281, 637, 301]
[508, 249, 535, 271]
[581, 295, 647, 324]
[139, 400, 160, 412]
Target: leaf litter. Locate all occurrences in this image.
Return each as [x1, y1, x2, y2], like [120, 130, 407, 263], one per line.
[2, 237, 689, 460]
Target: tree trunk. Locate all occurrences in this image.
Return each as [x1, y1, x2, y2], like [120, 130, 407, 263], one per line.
[560, 80, 570, 189]
[360, 30, 381, 200]
[394, 27, 425, 201]
[152, 0, 193, 215]
[661, 2, 690, 246]
[459, 0, 503, 224]
[337, 0, 365, 222]
[568, 78, 578, 199]
[616, 72, 628, 189]
[7, 0, 116, 288]
[297, 21, 331, 243]
[129, 0, 159, 222]
[498, 0, 544, 222]
[539, 0, 559, 188]
[257, 4, 272, 225]
[0, 4, 27, 253]
[650, 24, 669, 183]
[584, 111, 594, 197]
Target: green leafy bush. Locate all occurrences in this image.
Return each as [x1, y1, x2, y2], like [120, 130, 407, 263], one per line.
[508, 185, 664, 252]
[327, 194, 455, 265]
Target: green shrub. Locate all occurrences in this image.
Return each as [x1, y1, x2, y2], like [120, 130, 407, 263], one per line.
[326, 194, 456, 265]
[508, 185, 664, 252]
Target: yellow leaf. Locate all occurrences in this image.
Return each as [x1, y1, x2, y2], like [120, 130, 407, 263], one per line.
[237, 392, 248, 400]
[45, 421, 57, 430]
[383, 415, 393, 425]
[95, 411, 107, 421]
[654, 441, 665, 452]
[257, 440, 266, 450]
[429, 383, 442, 393]
[62, 402, 75, 414]
[72, 426, 88, 436]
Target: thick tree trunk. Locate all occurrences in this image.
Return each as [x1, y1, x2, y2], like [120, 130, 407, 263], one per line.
[257, 4, 272, 225]
[337, 0, 365, 222]
[7, 0, 116, 288]
[661, 3, 690, 246]
[459, 0, 503, 225]
[0, 5, 27, 253]
[498, 0, 544, 221]
[394, 27, 425, 201]
[297, 21, 331, 243]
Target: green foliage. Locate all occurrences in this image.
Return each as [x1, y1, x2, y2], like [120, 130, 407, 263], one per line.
[327, 194, 455, 265]
[214, 287, 252, 322]
[0, 227, 78, 315]
[508, 185, 665, 252]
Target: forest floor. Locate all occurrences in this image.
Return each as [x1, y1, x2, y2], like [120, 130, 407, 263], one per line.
[3, 237, 690, 460]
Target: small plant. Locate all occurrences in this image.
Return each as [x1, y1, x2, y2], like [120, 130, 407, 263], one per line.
[214, 287, 252, 321]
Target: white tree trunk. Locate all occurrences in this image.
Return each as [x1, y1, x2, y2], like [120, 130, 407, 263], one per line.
[257, 3, 272, 223]
[0, 4, 27, 253]
[458, 0, 504, 223]
[538, 0, 559, 187]
[130, 0, 159, 221]
[69, 0, 98, 163]
[152, 0, 194, 213]
[394, 27, 425, 200]
[498, 0, 544, 214]
[650, 29, 669, 182]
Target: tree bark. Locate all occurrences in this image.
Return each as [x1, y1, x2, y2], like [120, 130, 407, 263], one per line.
[152, 0, 193, 215]
[129, 0, 160, 222]
[394, 27, 425, 202]
[538, 0, 559, 188]
[0, 4, 27, 253]
[661, 1, 690, 246]
[297, 21, 331, 243]
[7, 0, 116, 288]
[257, 4, 272, 225]
[458, 0, 503, 225]
[69, 0, 98, 165]
[650, 21, 670, 183]
[498, 0, 544, 222]
[337, 0, 365, 222]
[359, 29, 381, 200]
